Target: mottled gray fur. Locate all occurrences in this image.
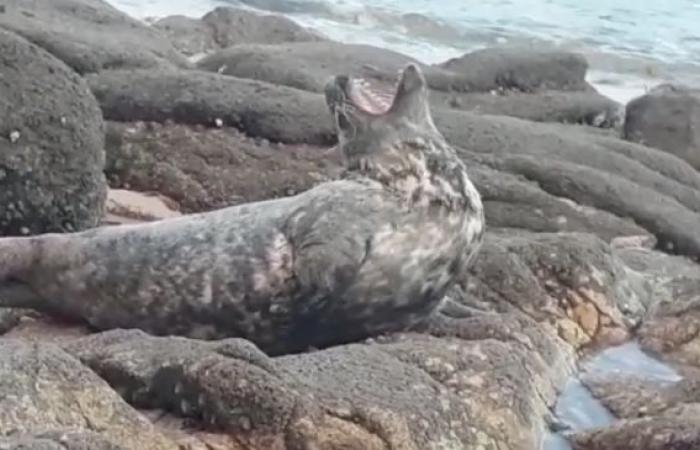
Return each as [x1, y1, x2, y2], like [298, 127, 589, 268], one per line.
[0, 64, 484, 355]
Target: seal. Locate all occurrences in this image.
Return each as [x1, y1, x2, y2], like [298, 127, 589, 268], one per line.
[0, 64, 484, 355]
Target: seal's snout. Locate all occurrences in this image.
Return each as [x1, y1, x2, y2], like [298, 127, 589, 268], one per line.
[397, 64, 426, 94]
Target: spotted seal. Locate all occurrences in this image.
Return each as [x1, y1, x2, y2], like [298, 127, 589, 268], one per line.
[0, 64, 484, 355]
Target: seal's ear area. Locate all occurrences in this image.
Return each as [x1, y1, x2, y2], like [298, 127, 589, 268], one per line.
[388, 64, 431, 124]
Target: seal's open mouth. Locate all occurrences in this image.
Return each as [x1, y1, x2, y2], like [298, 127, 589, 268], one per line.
[326, 73, 397, 118]
[345, 77, 396, 116]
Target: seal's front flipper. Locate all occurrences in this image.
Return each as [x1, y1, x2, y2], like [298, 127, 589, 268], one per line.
[0, 237, 36, 282]
[0, 281, 42, 309]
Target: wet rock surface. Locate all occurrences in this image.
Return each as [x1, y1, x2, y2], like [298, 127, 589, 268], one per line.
[570, 405, 700, 450]
[196, 42, 621, 127]
[87, 68, 335, 145]
[0, 429, 129, 450]
[53, 321, 571, 450]
[439, 113, 700, 259]
[104, 121, 341, 213]
[0, 29, 107, 236]
[438, 48, 591, 92]
[452, 231, 643, 350]
[624, 84, 700, 170]
[0, 0, 188, 74]
[0, 339, 176, 450]
[155, 7, 324, 57]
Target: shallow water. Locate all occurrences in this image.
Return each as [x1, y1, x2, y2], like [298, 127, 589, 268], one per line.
[541, 341, 682, 450]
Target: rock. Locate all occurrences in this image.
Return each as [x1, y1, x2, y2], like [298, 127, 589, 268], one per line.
[196, 41, 425, 93]
[0, 0, 188, 74]
[582, 375, 700, 419]
[104, 121, 342, 213]
[198, 42, 593, 94]
[151, 15, 214, 59]
[453, 231, 643, 349]
[467, 162, 651, 242]
[433, 110, 700, 258]
[155, 7, 323, 58]
[62, 323, 572, 450]
[435, 89, 623, 128]
[103, 188, 182, 225]
[0, 29, 107, 236]
[624, 84, 700, 170]
[570, 404, 700, 450]
[0, 430, 127, 450]
[196, 42, 619, 126]
[2, 314, 91, 343]
[0, 309, 38, 334]
[482, 153, 700, 257]
[397, 12, 463, 42]
[87, 68, 335, 145]
[626, 247, 700, 367]
[610, 235, 657, 250]
[437, 47, 590, 92]
[0, 339, 176, 449]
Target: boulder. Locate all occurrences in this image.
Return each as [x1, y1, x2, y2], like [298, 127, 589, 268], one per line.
[624, 84, 700, 170]
[196, 41, 426, 93]
[155, 7, 324, 57]
[103, 188, 181, 225]
[570, 404, 700, 450]
[87, 68, 335, 145]
[0, 339, 176, 450]
[62, 322, 572, 450]
[196, 42, 620, 126]
[0, 29, 107, 236]
[582, 375, 699, 419]
[437, 47, 590, 92]
[104, 121, 341, 213]
[451, 231, 643, 349]
[0, 0, 188, 74]
[197, 42, 593, 94]
[151, 15, 214, 59]
[629, 247, 700, 367]
[0, 308, 38, 334]
[434, 89, 623, 128]
[433, 110, 700, 258]
[467, 160, 650, 243]
[0, 430, 127, 450]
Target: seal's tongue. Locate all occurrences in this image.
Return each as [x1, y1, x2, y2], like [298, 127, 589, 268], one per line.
[347, 77, 396, 116]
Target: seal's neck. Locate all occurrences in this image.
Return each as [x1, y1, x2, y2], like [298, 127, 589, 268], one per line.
[347, 136, 480, 213]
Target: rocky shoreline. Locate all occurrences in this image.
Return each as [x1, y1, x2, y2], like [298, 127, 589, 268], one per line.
[2, 0, 700, 449]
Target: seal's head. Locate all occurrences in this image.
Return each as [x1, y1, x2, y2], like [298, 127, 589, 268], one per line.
[325, 64, 480, 214]
[324, 64, 443, 171]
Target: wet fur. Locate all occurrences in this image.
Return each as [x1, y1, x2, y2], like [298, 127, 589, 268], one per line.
[0, 65, 484, 355]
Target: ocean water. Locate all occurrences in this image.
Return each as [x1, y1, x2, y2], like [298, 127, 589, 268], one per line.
[542, 341, 682, 450]
[109, 0, 700, 103]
